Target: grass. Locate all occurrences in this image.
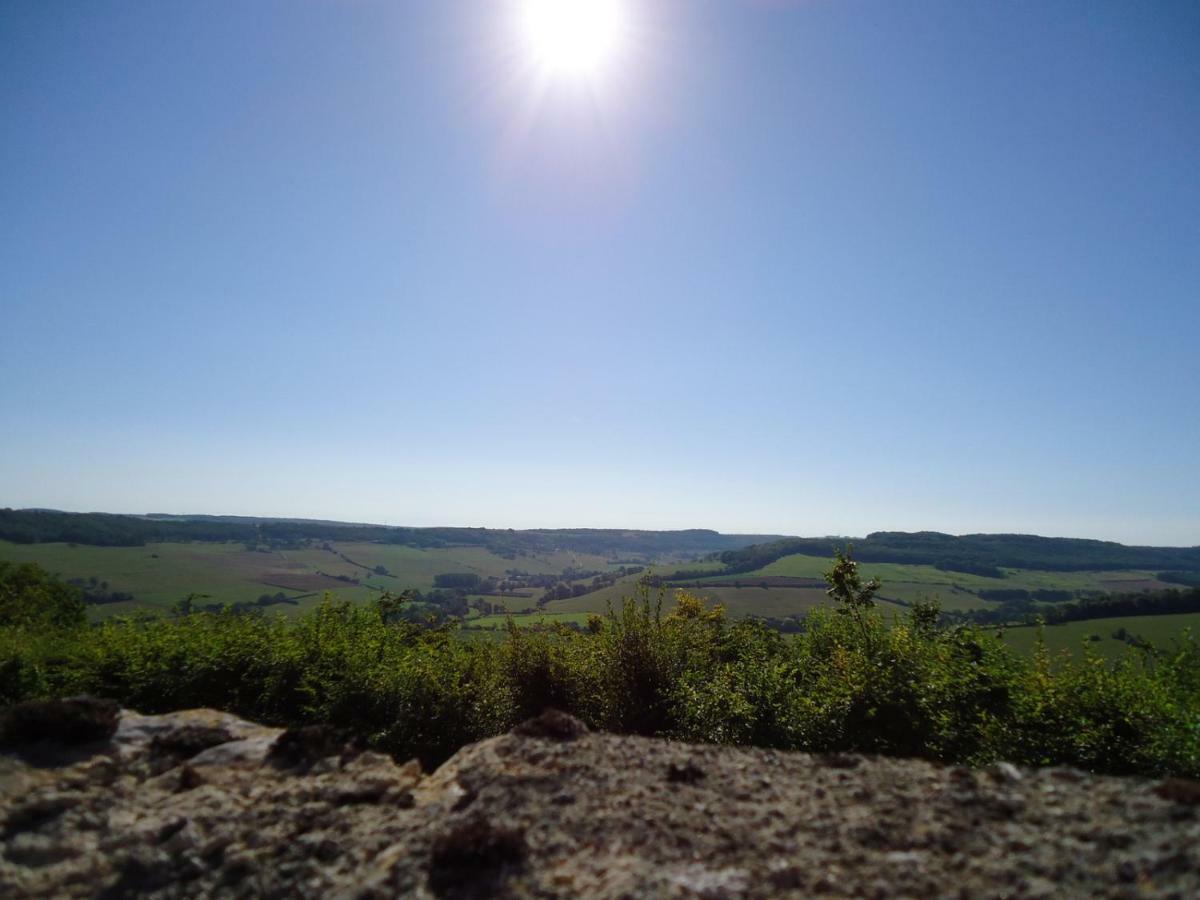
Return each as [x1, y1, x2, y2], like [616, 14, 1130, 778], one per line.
[1002, 612, 1200, 660]
[721, 552, 1170, 593]
[677, 584, 907, 619]
[667, 553, 1182, 617]
[0, 540, 621, 617]
[290, 543, 616, 589]
[521, 557, 1187, 624]
[0, 541, 312, 609]
[4, 539, 1190, 645]
[543, 574, 648, 614]
[659, 559, 727, 577]
[874, 582, 987, 611]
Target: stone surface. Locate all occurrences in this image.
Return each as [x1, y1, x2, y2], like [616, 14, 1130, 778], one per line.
[1, 706, 1198, 898]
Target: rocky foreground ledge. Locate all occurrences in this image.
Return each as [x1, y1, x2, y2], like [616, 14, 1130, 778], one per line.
[1, 700, 1199, 899]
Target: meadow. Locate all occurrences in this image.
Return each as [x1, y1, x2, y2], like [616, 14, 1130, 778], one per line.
[667, 553, 1183, 613]
[1001, 611, 1200, 660]
[2, 540, 1196, 656]
[0, 541, 316, 616]
[687, 552, 1174, 592]
[0, 539, 619, 618]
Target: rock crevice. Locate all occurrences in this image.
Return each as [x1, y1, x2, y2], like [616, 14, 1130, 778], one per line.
[1, 701, 1197, 898]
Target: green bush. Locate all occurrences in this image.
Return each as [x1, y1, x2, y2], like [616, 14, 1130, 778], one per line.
[999, 633, 1199, 775]
[0, 561, 86, 630]
[1, 559, 1197, 775]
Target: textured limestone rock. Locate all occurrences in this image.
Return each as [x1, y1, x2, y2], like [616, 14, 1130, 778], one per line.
[1, 703, 1198, 898]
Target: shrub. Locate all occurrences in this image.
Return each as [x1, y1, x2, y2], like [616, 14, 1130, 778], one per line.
[0, 562, 86, 630]
[1, 559, 1197, 776]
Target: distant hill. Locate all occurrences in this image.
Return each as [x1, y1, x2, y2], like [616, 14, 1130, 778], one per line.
[711, 531, 1200, 576]
[4, 509, 1197, 575]
[0, 509, 785, 559]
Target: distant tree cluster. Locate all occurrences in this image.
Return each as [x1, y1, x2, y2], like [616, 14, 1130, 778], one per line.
[1110, 627, 1155, 651]
[66, 577, 135, 606]
[714, 531, 1200, 577]
[172, 592, 299, 617]
[1159, 571, 1200, 588]
[433, 573, 484, 592]
[976, 588, 1074, 603]
[316, 571, 359, 586]
[946, 587, 1200, 628]
[0, 510, 252, 547]
[255, 592, 296, 607]
[538, 582, 592, 605]
[0, 509, 781, 559]
[535, 566, 645, 606]
[382, 589, 471, 624]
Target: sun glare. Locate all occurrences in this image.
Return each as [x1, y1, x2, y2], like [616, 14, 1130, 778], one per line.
[519, 0, 628, 80]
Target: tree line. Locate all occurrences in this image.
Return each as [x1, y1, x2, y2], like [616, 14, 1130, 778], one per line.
[945, 586, 1200, 628]
[0, 509, 781, 558]
[710, 532, 1200, 578]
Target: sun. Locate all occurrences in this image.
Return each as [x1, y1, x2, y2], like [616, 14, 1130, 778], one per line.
[519, 0, 629, 81]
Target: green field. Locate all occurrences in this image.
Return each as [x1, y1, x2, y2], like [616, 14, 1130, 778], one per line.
[664, 553, 1186, 618]
[541, 574, 650, 614]
[1001, 612, 1200, 660]
[0, 539, 618, 618]
[295, 543, 616, 587]
[0, 541, 332, 615]
[669, 584, 905, 619]
[711, 552, 1174, 594]
[3, 539, 1191, 645]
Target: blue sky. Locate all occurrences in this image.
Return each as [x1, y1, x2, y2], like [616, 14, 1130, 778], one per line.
[2, 0, 1197, 545]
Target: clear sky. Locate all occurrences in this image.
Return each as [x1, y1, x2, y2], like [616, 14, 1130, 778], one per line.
[2, 1, 1197, 545]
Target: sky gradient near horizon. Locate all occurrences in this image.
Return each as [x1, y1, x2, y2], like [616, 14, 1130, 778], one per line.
[2, 1, 1198, 545]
